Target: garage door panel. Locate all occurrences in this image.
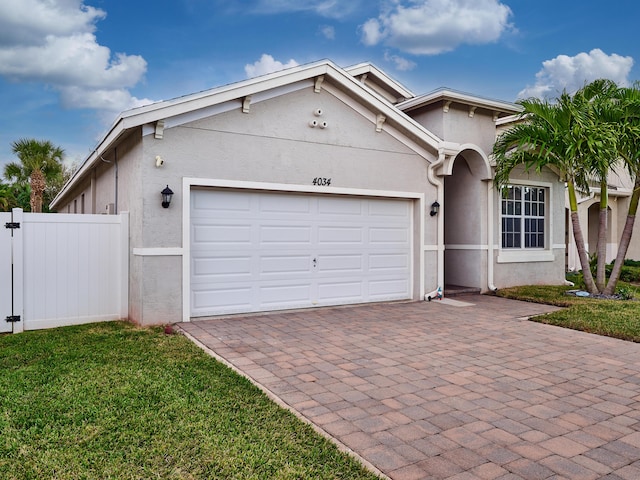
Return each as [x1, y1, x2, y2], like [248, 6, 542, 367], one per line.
[192, 287, 253, 313]
[369, 253, 409, 270]
[191, 190, 413, 317]
[192, 190, 251, 214]
[369, 227, 410, 245]
[260, 255, 312, 275]
[316, 254, 363, 273]
[259, 283, 312, 306]
[369, 279, 410, 298]
[318, 226, 363, 244]
[193, 224, 252, 245]
[369, 199, 410, 218]
[318, 197, 362, 216]
[260, 195, 312, 214]
[192, 255, 252, 278]
[317, 281, 363, 301]
[260, 225, 311, 244]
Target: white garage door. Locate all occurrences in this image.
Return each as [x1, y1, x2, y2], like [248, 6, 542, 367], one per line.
[190, 189, 413, 317]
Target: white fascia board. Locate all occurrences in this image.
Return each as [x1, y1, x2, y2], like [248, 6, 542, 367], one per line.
[399, 89, 522, 115]
[344, 62, 415, 100]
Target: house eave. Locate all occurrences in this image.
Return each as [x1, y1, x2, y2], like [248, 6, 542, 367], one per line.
[52, 60, 445, 208]
[398, 88, 522, 118]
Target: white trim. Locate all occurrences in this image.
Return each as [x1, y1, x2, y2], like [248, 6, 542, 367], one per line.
[183, 178, 425, 200]
[119, 212, 129, 320]
[445, 244, 489, 250]
[133, 247, 183, 256]
[552, 244, 566, 250]
[423, 245, 438, 251]
[498, 179, 555, 256]
[182, 177, 425, 322]
[497, 250, 555, 263]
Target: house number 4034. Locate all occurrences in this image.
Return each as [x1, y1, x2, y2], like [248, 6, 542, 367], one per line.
[312, 177, 331, 186]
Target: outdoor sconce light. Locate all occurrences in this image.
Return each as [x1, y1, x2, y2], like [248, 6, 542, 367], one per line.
[161, 185, 174, 208]
[430, 201, 440, 217]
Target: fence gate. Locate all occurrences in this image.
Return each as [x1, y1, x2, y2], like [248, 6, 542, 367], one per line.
[1, 212, 15, 333]
[1, 209, 128, 333]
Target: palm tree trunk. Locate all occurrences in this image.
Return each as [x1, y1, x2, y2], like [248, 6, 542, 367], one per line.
[30, 169, 46, 213]
[596, 181, 608, 291]
[603, 179, 640, 295]
[568, 182, 598, 293]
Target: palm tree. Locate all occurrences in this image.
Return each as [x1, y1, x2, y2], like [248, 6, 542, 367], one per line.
[0, 183, 13, 211]
[602, 83, 640, 295]
[493, 92, 599, 293]
[494, 80, 640, 296]
[3, 139, 64, 213]
[570, 79, 621, 291]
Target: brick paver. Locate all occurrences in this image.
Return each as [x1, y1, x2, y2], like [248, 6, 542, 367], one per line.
[178, 295, 640, 479]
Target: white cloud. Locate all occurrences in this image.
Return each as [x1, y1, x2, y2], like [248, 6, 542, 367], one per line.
[319, 25, 336, 40]
[0, 0, 105, 46]
[0, 0, 152, 112]
[59, 86, 153, 112]
[519, 49, 634, 99]
[361, 0, 513, 55]
[384, 51, 417, 71]
[250, 0, 363, 19]
[245, 54, 299, 78]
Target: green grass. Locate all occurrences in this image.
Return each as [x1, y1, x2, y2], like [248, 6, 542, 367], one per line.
[0, 322, 380, 480]
[497, 283, 640, 342]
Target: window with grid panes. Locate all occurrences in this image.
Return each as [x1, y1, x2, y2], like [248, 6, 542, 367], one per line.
[501, 185, 546, 249]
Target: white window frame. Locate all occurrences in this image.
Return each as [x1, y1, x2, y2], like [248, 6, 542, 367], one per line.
[497, 179, 555, 263]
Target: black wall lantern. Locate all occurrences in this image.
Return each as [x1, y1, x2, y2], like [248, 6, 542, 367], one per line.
[161, 185, 174, 208]
[430, 201, 440, 217]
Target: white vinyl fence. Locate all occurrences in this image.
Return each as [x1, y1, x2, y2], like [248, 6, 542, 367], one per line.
[1, 208, 128, 333]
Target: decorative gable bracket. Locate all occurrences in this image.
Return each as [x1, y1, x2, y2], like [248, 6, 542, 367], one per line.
[314, 75, 324, 93]
[154, 120, 165, 140]
[376, 114, 386, 133]
[242, 96, 252, 114]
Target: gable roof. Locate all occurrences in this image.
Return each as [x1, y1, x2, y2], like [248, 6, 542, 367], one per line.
[398, 88, 522, 120]
[52, 60, 446, 208]
[344, 62, 415, 103]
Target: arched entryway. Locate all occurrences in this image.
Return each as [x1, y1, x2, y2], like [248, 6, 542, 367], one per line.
[443, 148, 491, 293]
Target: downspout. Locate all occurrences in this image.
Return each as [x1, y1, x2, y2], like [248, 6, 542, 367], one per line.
[487, 180, 498, 292]
[426, 147, 446, 300]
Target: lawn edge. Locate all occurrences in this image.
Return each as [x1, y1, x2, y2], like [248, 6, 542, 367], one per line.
[176, 325, 389, 480]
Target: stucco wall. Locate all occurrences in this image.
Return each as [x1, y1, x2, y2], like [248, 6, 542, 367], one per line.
[492, 165, 566, 288]
[130, 86, 438, 324]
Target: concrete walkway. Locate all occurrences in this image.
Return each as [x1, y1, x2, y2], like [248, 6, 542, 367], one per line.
[179, 296, 640, 479]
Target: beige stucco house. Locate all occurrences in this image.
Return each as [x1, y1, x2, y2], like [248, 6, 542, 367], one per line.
[52, 60, 566, 326]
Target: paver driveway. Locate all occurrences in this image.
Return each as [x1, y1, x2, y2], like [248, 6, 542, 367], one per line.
[179, 295, 640, 480]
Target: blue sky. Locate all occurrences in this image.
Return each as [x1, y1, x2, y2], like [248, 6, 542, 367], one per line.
[1, 0, 639, 169]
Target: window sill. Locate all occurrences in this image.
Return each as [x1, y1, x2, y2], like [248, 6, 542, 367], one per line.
[497, 249, 555, 263]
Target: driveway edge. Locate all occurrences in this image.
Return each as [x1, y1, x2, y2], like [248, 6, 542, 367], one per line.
[177, 326, 390, 480]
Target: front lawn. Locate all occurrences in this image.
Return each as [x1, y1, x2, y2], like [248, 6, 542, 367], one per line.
[0, 322, 379, 480]
[497, 284, 640, 342]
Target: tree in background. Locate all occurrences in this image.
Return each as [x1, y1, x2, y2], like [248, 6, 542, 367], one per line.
[3, 139, 64, 213]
